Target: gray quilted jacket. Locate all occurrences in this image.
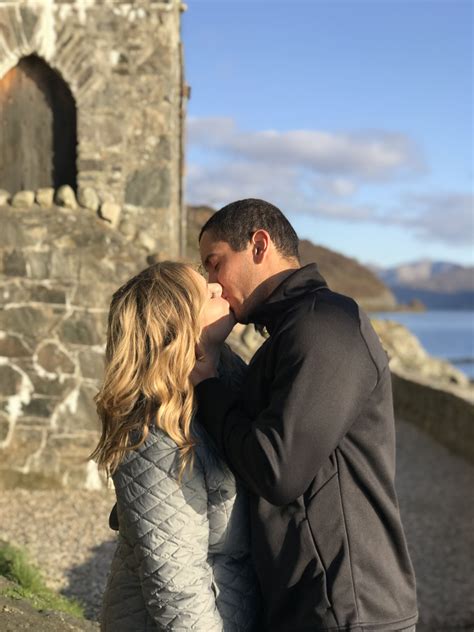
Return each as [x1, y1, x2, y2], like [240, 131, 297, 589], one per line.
[101, 350, 260, 631]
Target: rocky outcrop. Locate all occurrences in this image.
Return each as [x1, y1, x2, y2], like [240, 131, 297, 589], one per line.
[372, 319, 471, 389]
[372, 319, 474, 464]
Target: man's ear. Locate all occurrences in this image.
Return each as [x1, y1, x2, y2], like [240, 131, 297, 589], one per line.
[251, 230, 270, 261]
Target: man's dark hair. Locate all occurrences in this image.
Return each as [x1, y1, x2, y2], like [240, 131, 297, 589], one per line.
[199, 198, 300, 260]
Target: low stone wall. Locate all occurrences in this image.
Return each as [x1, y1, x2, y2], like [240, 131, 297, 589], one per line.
[392, 371, 474, 464]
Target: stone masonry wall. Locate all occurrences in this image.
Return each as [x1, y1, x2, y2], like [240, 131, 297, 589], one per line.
[0, 0, 187, 488]
[0, 0, 187, 257]
[0, 199, 151, 489]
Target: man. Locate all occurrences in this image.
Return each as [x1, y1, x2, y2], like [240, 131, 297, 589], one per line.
[193, 198, 418, 632]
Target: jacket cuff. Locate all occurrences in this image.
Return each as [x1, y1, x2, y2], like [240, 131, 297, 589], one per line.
[194, 378, 238, 451]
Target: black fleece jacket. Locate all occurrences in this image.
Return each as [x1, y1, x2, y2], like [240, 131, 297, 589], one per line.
[195, 264, 417, 632]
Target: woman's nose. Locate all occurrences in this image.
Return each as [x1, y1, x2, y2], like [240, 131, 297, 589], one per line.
[208, 283, 223, 298]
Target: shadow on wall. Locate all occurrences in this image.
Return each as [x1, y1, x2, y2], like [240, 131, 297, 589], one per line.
[61, 539, 116, 621]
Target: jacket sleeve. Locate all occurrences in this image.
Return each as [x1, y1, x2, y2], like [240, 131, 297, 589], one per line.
[114, 444, 223, 631]
[217, 343, 248, 392]
[195, 308, 380, 506]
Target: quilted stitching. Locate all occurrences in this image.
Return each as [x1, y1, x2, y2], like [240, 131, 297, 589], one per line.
[101, 354, 259, 631]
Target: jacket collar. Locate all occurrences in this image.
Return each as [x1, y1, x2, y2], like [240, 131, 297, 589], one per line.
[248, 263, 328, 334]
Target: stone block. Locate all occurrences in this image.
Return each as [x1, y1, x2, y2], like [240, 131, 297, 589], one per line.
[29, 285, 67, 304]
[0, 305, 61, 339]
[71, 282, 113, 310]
[55, 185, 77, 210]
[29, 373, 76, 399]
[118, 220, 137, 240]
[54, 384, 100, 433]
[78, 159, 104, 172]
[11, 191, 35, 207]
[99, 201, 121, 227]
[36, 341, 75, 374]
[35, 188, 55, 208]
[59, 311, 106, 346]
[0, 413, 10, 442]
[50, 434, 97, 465]
[3, 250, 27, 276]
[77, 254, 122, 285]
[125, 166, 171, 208]
[137, 230, 157, 251]
[22, 397, 56, 418]
[0, 427, 44, 469]
[25, 251, 51, 279]
[0, 365, 24, 396]
[153, 135, 172, 161]
[0, 334, 31, 358]
[99, 119, 123, 148]
[0, 190, 10, 206]
[19, 5, 37, 41]
[0, 281, 66, 305]
[78, 348, 104, 380]
[50, 250, 81, 280]
[77, 187, 100, 212]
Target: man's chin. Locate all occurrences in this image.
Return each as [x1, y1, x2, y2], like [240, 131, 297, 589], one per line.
[230, 308, 246, 325]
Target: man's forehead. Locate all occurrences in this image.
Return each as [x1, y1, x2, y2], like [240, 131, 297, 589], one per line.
[199, 234, 229, 262]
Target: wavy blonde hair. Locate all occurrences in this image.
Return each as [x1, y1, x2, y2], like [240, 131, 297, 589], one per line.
[90, 261, 204, 481]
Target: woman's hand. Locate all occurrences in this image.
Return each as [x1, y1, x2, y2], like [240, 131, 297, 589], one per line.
[190, 339, 221, 385]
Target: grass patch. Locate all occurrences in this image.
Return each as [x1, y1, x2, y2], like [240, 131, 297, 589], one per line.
[0, 541, 84, 618]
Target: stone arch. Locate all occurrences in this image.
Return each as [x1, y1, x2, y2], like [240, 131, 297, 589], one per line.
[0, 54, 77, 192]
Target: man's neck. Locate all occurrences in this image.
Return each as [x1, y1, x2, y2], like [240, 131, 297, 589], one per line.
[262, 266, 300, 302]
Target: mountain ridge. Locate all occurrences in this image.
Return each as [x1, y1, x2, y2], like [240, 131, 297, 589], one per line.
[371, 259, 474, 309]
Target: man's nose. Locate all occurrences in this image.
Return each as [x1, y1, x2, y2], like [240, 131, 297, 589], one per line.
[208, 282, 223, 298]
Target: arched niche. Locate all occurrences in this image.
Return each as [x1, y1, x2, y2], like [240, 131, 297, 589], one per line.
[0, 55, 77, 193]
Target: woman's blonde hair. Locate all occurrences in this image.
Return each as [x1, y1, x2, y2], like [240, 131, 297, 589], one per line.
[90, 261, 204, 481]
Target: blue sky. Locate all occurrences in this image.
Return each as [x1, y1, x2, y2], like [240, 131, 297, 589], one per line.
[182, 0, 473, 267]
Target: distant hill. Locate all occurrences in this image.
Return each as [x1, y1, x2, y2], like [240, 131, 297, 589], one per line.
[298, 240, 397, 311]
[187, 205, 397, 311]
[373, 260, 474, 309]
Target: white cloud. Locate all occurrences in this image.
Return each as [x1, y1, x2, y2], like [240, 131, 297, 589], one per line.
[187, 116, 423, 179]
[186, 117, 472, 249]
[398, 193, 474, 246]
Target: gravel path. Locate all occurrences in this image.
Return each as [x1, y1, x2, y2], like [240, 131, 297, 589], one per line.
[0, 489, 116, 620]
[395, 419, 474, 631]
[0, 421, 472, 629]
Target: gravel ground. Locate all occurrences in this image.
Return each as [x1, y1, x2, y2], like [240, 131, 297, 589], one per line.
[0, 489, 116, 620]
[395, 419, 474, 631]
[0, 420, 472, 629]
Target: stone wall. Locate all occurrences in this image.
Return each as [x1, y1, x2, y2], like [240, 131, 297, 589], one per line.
[0, 0, 187, 257]
[0, 200, 151, 489]
[392, 372, 474, 464]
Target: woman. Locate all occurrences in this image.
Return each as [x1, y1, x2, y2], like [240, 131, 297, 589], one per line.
[91, 262, 260, 631]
